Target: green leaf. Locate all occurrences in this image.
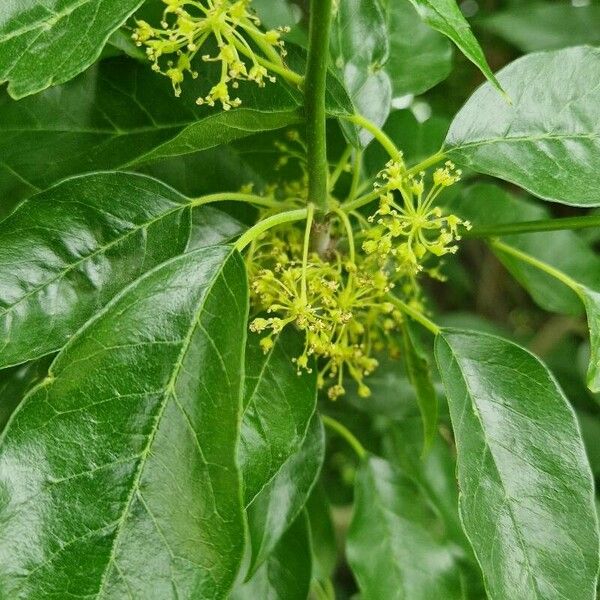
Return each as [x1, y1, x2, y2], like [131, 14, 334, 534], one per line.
[405, 0, 502, 94]
[240, 328, 317, 505]
[187, 206, 246, 251]
[451, 184, 600, 315]
[0, 357, 52, 431]
[0, 246, 248, 598]
[0, 57, 307, 213]
[482, 3, 600, 53]
[582, 289, 600, 394]
[384, 1, 453, 98]
[401, 321, 437, 455]
[306, 484, 338, 583]
[246, 414, 325, 576]
[435, 329, 600, 600]
[347, 457, 464, 600]
[331, 0, 392, 144]
[231, 512, 312, 600]
[0, 0, 143, 99]
[0, 172, 193, 369]
[446, 46, 600, 207]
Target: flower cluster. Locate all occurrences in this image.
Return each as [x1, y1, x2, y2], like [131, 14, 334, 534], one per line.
[132, 0, 288, 109]
[363, 158, 469, 279]
[247, 226, 403, 399]
[244, 137, 467, 400]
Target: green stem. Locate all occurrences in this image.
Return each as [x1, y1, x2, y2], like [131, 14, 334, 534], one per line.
[231, 37, 304, 86]
[301, 204, 315, 302]
[343, 184, 389, 212]
[321, 415, 367, 459]
[346, 113, 402, 162]
[329, 146, 353, 190]
[387, 295, 441, 335]
[405, 151, 446, 176]
[465, 214, 600, 239]
[490, 240, 584, 300]
[305, 0, 334, 212]
[235, 208, 309, 251]
[191, 192, 281, 209]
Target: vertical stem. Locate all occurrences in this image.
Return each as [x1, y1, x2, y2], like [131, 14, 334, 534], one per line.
[305, 0, 333, 213]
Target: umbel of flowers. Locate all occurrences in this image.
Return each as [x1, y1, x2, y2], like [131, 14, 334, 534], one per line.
[247, 153, 468, 400]
[133, 0, 289, 109]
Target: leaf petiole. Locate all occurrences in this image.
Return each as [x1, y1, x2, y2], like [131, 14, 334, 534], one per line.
[321, 415, 367, 459]
[235, 208, 309, 251]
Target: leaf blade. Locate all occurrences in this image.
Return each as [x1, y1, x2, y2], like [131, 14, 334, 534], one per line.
[406, 0, 502, 94]
[0, 172, 191, 369]
[0, 245, 248, 598]
[435, 329, 599, 600]
[0, 0, 143, 98]
[240, 328, 317, 506]
[347, 456, 464, 600]
[446, 46, 600, 207]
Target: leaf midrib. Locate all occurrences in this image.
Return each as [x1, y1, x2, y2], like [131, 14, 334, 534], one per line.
[95, 247, 235, 598]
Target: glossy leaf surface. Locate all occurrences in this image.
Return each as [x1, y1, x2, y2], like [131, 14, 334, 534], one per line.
[332, 0, 392, 142]
[0, 246, 249, 598]
[0, 0, 143, 99]
[240, 328, 317, 505]
[347, 456, 464, 599]
[246, 415, 324, 576]
[435, 329, 599, 600]
[0, 357, 52, 431]
[406, 0, 501, 93]
[401, 321, 437, 455]
[0, 58, 304, 212]
[446, 47, 600, 207]
[231, 513, 312, 600]
[0, 172, 191, 369]
[483, 3, 600, 52]
[384, 0, 452, 98]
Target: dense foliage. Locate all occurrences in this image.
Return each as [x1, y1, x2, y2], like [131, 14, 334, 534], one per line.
[0, 0, 599, 598]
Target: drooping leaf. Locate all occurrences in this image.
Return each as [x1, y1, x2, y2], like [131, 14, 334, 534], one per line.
[482, 3, 600, 53]
[240, 328, 317, 506]
[246, 414, 325, 576]
[451, 184, 600, 315]
[231, 512, 312, 600]
[331, 0, 392, 143]
[0, 246, 249, 598]
[0, 172, 194, 369]
[405, 0, 502, 94]
[383, 1, 453, 98]
[347, 457, 464, 600]
[435, 329, 599, 600]
[0, 0, 143, 99]
[0, 356, 52, 431]
[446, 46, 600, 207]
[401, 320, 437, 455]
